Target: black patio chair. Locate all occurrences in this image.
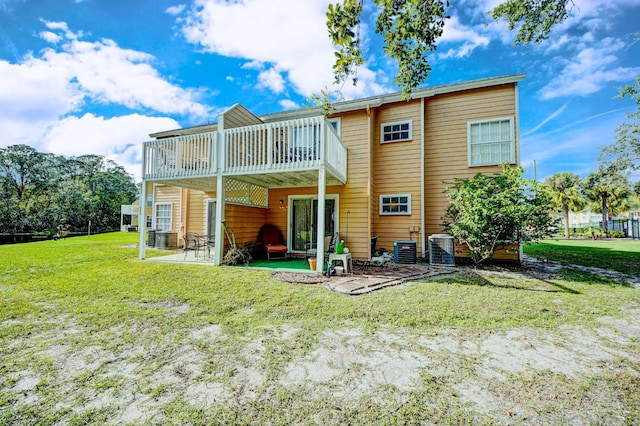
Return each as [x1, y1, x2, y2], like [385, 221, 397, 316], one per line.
[183, 232, 204, 259]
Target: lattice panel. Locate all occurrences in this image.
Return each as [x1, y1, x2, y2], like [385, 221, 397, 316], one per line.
[225, 178, 268, 208]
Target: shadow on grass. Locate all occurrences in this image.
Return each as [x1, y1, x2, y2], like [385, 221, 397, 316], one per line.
[524, 241, 640, 276]
[455, 265, 632, 294]
[554, 267, 633, 288]
[460, 269, 582, 294]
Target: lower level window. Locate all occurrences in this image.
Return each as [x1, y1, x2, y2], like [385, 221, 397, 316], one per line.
[155, 203, 172, 230]
[380, 194, 411, 215]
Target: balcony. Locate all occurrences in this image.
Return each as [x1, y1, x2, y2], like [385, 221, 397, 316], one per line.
[142, 116, 347, 190]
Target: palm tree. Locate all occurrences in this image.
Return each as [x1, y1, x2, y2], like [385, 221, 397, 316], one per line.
[544, 172, 586, 238]
[583, 169, 631, 237]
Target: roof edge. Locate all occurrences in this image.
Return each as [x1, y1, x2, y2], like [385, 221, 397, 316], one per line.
[262, 73, 527, 121]
[148, 73, 526, 138]
[149, 122, 218, 139]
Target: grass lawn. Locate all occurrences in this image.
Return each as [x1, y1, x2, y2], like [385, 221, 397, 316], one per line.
[523, 238, 640, 275]
[1, 233, 639, 424]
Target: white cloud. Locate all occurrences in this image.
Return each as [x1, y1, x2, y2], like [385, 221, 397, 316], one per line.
[0, 58, 82, 146]
[166, 4, 186, 15]
[35, 23, 209, 118]
[0, 21, 212, 181]
[522, 100, 571, 136]
[544, 34, 571, 53]
[42, 113, 180, 181]
[279, 99, 299, 110]
[241, 60, 263, 71]
[437, 15, 490, 59]
[257, 68, 285, 94]
[179, 0, 388, 99]
[39, 31, 62, 44]
[43, 20, 69, 31]
[539, 38, 640, 99]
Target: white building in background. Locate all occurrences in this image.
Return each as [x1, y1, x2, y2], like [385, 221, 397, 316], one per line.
[567, 209, 601, 229]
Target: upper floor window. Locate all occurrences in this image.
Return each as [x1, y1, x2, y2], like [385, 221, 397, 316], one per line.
[468, 117, 515, 167]
[381, 120, 412, 144]
[379, 194, 411, 215]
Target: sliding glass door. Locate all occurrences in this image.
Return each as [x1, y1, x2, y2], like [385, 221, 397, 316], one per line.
[290, 197, 336, 252]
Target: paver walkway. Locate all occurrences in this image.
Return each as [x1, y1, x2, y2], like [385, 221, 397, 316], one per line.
[323, 265, 456, 294]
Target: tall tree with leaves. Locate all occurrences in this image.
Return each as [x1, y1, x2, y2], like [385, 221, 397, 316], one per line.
[583, 169, 631, 237]
[599, 75, 640, 174]
[544, 172, 586, 238]
[0, 145, 58, 232]
[0, 145, 137, 234]
[326, 0, 572, 98]
[443, 166, 556, 266]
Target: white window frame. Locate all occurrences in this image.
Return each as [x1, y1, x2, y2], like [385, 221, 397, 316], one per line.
[146, 215, 153, 228]
[380, 120, 412, 144]
[467, 117, 515, 167]
[287, 194, 339, 253]
[379, 194, 412, 215]
[154, 203, 172, 231]
[328, 118, 341, 136]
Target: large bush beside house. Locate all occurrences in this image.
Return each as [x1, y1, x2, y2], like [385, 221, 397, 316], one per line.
[443, 166, 556, 266]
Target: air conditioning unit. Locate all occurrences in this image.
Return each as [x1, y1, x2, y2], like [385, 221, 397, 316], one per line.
[394, 240, 417, 264]
[428, 234, 455, 266]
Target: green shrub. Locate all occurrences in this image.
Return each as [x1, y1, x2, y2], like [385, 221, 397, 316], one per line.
[581, 226, 603, 239]
[608, 230, 625, 238]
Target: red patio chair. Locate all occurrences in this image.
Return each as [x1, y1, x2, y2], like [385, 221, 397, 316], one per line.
[259, 224, 288, 261]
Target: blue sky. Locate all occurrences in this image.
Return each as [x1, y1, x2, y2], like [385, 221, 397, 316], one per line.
[1, 0, 639, 182]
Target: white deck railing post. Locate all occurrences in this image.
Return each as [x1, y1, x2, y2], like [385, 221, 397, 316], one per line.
[138, 179, 147, 260]
[315, 165, 327, 273]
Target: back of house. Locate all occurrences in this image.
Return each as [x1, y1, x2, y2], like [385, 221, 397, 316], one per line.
[138, 73, 525, 267]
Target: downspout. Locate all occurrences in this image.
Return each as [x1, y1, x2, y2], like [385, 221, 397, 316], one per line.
[138, 146, 147, 260]
[420, 98, 426, 258]
[367, 104, 374, 260]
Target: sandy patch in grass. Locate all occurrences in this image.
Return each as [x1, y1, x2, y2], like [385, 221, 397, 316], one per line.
[3, 304, 640, 424]
[283, 329, 435, 399]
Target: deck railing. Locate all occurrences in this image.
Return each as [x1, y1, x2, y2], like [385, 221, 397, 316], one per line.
[142, 117, 347, 182]
[143, 132, 217, 180]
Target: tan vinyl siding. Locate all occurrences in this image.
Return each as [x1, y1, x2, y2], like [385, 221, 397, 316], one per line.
[335, 110, 372, 259]
[154, 185, 181, 232]
[186, 190, 208, 234]
[424, 83, 519, 261]
[225, 204, 267, 247]
[265, 188, 293, 242]
[371, 100, 424, 255]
